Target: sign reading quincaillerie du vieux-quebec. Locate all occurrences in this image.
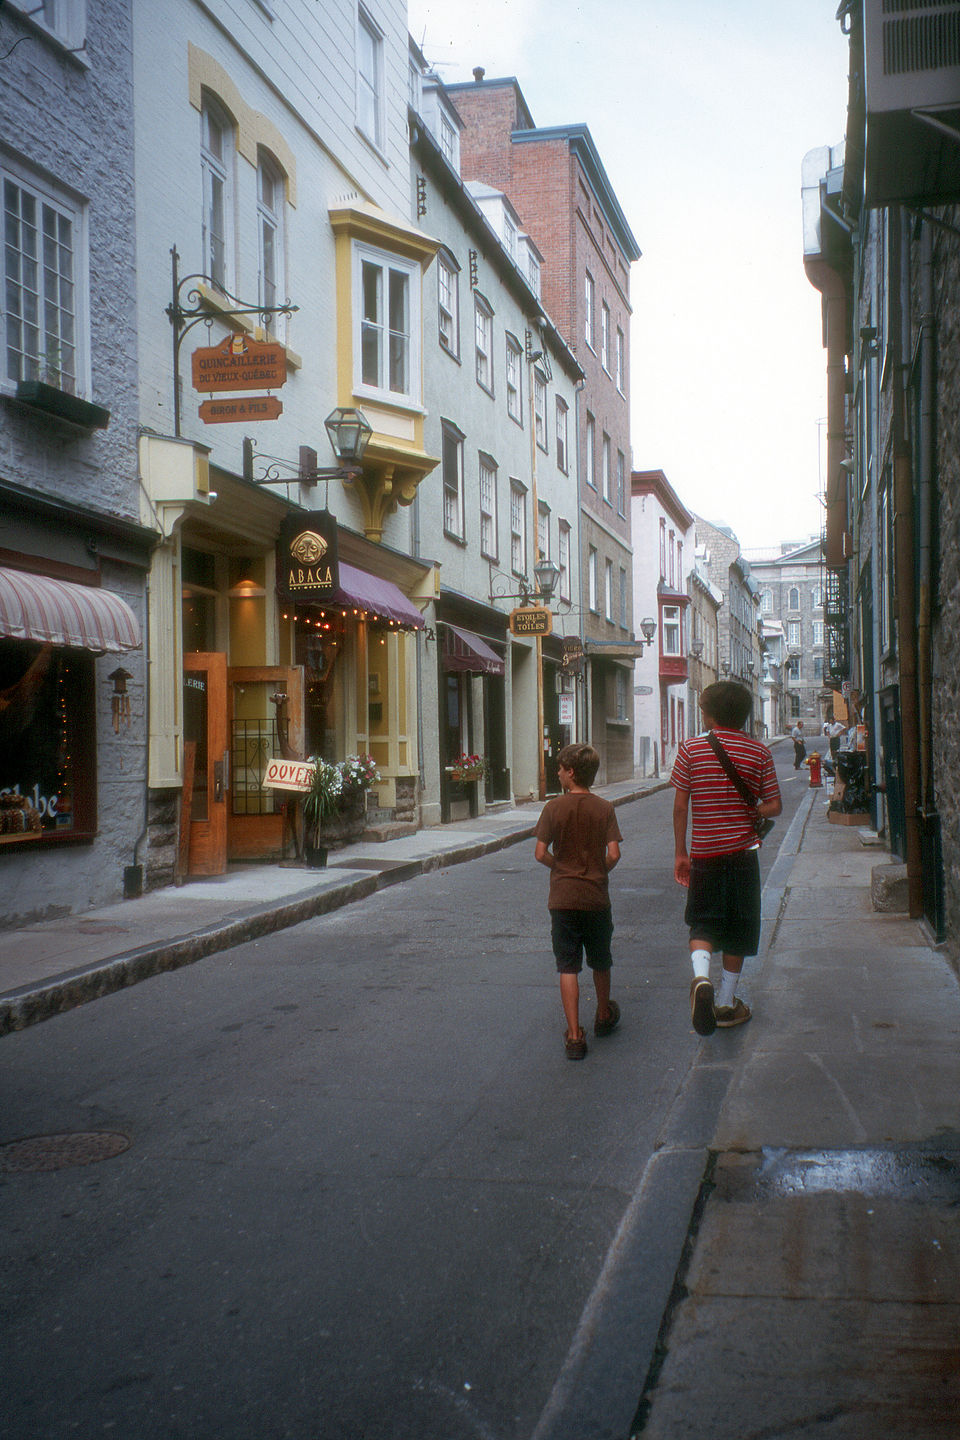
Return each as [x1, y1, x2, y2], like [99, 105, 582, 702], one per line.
[277, 512, 339, 603]
[191, 334, 288, 392]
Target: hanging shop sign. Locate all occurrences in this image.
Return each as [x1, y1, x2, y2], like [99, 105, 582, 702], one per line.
[199, 395, 284, 424]
[191, 333, 288, 392]
[510, 606, 552, 637]
[561, 636, 584, 673]
[277, 511, 339, 603]
[262, 759, 315, 793]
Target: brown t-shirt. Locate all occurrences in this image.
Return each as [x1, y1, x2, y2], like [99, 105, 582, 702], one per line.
[535, 791, 622, 911]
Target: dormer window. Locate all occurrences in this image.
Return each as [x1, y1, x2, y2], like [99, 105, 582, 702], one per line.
[527, 248, 541, 297]
[503, 211, 517, 261]
[439, 111, 459, 170]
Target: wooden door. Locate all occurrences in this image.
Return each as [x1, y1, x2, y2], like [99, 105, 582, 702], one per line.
[183, 652, 228, 875]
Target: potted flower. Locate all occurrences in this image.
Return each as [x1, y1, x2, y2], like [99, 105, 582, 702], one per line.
[301, 757, 343, 867]
[450, 752, 487, 784]
[339, 753, 381, 804]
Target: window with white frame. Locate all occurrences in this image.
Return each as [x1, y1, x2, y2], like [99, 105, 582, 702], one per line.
[503, 210, 517, 261]
[439, 112, 459, 170]
[813, 620, 824, 645]
[559, 522, 571, 602]
[357, 6, 384, 150]
[585, 270, 595, 349]
[475, 297, 493, 393]
[811, 584, 823, 608]
[659, 518, 666, 579]
[588, 547, 598, 611]
[604, 558, 614, 621]
[510, 482, 527, 576]
[7, 0, 86, 49]
[257, 151, 285, 328]
[556, 397, 569, 473]
[677, 540, 683, 585]
[585, 412, 596, 488]
[616, 326, 625, 393]
[787, 620, 801, 647]
[201, 93, 234, 290]
[600, 301, 610, 372]
[668, 530, 676, 587]
[2, 163, 84, 394]
[617, 450, 625, 515]
[760, 589, 773, 614]
[527, 248, 541, 296]
[601, 433, 612, 503]
[479, 454, 498, 560]
[662, 605, 682, 656]
[534, 370, 547, 451]
[616, 668, 630, 722]
[620, 566, 628, 627]
[437, 250, 459, 357]
[355, 243, 419, 402]
[788, 585, 800, 610]
[537, 501, 550, 563]
[408, 56, 422, 112]
[505, 335, 522, 423]
[441, 421, 464, 540]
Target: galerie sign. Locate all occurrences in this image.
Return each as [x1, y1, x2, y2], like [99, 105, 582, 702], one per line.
[277, 512, 340, 603]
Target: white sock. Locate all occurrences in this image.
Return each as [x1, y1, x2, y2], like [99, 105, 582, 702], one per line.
[690, 948, 711, 981]
[717, 968, 739, 1008]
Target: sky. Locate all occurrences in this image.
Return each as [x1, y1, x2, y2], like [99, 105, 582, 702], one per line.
[406, 0, 851, 550]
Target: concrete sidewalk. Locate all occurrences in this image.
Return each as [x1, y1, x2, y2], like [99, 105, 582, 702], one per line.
[0, 776, 667, 1037]
[633, 790, 960, 1439]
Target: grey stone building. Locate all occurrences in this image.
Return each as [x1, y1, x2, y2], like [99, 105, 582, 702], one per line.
[693, 516, 763, 731]
[743, 540, 826, 728]
[0, 0, 152, 925]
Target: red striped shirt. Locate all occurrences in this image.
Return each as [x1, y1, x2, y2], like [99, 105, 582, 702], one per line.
[671, 729, 781, 857]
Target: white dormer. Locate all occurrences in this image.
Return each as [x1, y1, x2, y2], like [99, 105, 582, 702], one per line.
[420, 75, 462, 176]
[465, 182, 536, 285]
[521, 234, 543, 297]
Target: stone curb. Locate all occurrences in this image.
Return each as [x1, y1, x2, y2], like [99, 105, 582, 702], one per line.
[0, 784, 666, 1037]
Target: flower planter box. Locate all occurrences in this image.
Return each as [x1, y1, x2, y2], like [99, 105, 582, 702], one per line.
[15, 380, 110, 430]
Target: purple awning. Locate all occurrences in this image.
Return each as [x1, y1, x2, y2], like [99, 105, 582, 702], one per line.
[442, 623, 505, 676]
[331, 562, 424, 629]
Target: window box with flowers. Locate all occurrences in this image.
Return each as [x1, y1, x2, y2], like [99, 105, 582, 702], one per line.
[449, 752, 487, 785]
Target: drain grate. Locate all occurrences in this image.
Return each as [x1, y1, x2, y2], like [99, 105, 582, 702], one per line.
[0, 1131, 131, 1174]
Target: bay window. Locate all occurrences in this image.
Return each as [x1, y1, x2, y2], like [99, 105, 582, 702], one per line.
[355, 243, 419, 403]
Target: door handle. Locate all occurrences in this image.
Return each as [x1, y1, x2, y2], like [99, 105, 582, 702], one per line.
[213, 750, 229, 803]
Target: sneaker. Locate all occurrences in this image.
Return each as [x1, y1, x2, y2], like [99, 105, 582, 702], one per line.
[690, 977, 717, 1037]
[594, 1000, 621, 1037]
[564, 1028, 588, 1060]
[715, 998, 752, 1028]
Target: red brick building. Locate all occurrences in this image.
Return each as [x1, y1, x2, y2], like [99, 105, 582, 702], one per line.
[448, 73, 642, 781]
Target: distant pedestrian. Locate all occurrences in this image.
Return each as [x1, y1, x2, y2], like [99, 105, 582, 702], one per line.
[791, 721, 806, 769]
[535, 743, 622, 1060]
[672, 681, 783, 1036]
[828, 717, 845, 761]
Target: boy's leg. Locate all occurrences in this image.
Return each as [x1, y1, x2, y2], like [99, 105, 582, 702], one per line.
[716, 953, 751, 1026]
[688, 936, 717, 1037]
[560, 971, 581, 1040]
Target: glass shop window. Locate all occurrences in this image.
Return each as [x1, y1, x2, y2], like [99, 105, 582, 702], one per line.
[0, 641, 95, 840]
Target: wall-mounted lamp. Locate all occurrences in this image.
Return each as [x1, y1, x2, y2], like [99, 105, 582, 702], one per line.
[689, 638, 704, 660]
[638, 616, 657, 653]
[227, 576, 267, 598]
[243, 407, 372, 487]
[533, 557, 561, 601]
[108, 667, 133, 733]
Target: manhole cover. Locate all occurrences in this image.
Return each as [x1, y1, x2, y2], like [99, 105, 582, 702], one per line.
[0, 1131, 131, 1174]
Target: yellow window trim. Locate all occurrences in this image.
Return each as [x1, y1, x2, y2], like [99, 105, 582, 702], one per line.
[188, 44, 297, 207]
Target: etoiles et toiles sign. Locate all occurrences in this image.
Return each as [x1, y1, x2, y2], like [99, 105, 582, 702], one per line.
[277, 512, 340, 602]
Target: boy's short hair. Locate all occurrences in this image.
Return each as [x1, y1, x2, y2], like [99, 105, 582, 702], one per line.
[700, 681, 753, 730]
[557, 742, 601, 787]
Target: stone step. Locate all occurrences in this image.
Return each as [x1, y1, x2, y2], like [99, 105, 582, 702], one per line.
[361, 820, 419, 843]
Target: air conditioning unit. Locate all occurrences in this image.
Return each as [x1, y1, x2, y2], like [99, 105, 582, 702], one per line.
[864, 0, 960, 204]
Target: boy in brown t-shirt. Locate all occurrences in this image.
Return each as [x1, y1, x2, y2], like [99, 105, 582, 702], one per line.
[534, 743, 622, 1060]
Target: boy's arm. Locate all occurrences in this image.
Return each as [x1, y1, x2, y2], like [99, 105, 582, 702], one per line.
[673, 787, 691, 887]
[605, 840, 621, 871]
[534, 839, 554, 869]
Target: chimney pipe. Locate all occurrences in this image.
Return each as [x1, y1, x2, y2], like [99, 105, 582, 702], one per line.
[473, 66, 485, 83]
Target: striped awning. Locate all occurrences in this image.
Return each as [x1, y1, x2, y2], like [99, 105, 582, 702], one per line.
[0, 567, 142, 652]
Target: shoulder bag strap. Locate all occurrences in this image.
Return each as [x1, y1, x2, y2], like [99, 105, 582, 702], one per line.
[705, 730, 758, 810]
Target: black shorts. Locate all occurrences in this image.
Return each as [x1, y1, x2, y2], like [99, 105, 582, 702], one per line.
[684, 849, 761, 957]
[550, 908, 614, 974]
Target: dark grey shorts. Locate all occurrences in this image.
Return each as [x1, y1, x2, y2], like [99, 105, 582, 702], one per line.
[684, 849, 761, 957]
[550, 908, 614, 974]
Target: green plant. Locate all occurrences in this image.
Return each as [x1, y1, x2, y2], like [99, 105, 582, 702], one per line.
[450, 752, 486, 783]
[301, 757, 343, 841]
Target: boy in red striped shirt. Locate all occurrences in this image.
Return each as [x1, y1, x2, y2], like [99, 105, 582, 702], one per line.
[672, 682, 782, 1035]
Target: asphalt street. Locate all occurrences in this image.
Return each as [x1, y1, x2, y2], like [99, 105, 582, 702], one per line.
[0, 747, 807, 1440]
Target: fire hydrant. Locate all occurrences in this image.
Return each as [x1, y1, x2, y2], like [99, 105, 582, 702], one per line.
[805, 751, 822, 788]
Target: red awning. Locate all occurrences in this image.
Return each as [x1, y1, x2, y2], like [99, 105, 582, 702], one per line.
[330, 562, 424, 629]
[0, 567, 142, 652]
[442, 623, 505, 676]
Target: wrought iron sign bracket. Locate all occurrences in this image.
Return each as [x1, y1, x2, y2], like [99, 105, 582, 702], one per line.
[242, 438, 360, 489]
[166, 245, 298, 436]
